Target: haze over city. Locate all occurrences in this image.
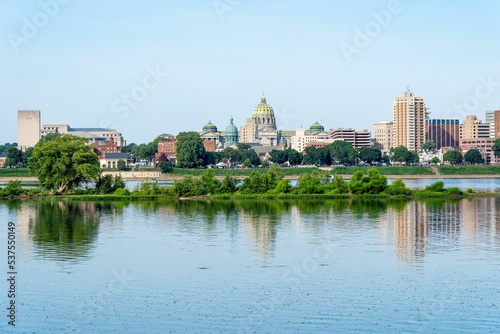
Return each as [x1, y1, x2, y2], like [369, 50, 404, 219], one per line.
[1, 0, 500, 144]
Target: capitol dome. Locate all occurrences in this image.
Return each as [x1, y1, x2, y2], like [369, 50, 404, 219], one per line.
[202, 121, 218, 133]
[310, 121, 324, 133]
[252, 93, 275, 116]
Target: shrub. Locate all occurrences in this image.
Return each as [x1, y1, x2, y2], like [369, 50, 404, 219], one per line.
[445, 187, 462, 196]
[425, 181, 444, 192]
[113, 188, 130, 196]
[384, 179, 412, 196]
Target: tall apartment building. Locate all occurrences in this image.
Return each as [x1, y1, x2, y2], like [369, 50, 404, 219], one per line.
[329, 128, 372, 149]
[17, 110, 41, 151]
[485, 110, 500, 138]
[459, 115, 490, 139]
[393, 90, 426, 150]
[374, 121, 393, 152]
[425, 119, 460, 149]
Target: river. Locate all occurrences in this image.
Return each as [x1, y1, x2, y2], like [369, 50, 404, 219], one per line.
[0, 198, 499, 333]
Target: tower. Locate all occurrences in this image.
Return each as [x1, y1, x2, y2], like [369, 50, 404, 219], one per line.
[393, 89, 426, 150]
[18, 110, 41, 151]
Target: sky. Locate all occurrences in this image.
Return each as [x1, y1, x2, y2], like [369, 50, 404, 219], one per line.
[1, 0, 500, 145]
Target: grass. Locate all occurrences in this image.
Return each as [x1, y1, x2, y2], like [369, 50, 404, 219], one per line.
[331, 166, 435, 175]
[438, 165, 500, 175]
[0, 168, 30, 177]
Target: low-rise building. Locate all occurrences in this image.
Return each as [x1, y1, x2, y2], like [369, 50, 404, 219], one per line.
[290, 122, 330, 152]
[100, 152, 130, 169]
[91, 138, 121, 159]
[41, 124, 126, 147]
[460, 138, 498, 164]
[0, 153, 6, 168]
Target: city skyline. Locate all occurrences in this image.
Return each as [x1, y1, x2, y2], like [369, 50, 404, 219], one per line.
[1, 1, 500, 144]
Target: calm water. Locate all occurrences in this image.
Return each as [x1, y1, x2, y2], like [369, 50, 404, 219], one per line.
[1, 199, 500, 333]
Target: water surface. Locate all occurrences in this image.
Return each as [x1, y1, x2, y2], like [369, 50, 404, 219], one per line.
[1, 198, 499, 333]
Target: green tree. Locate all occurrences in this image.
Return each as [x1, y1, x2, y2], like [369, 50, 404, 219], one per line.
[176, 132, 206, 168]
[464, 149, 484, 164]
[390, 146, 419, 164]
[159, 161, 173, 173]
[430, 157, 440, 164]
[443, 150, 463, 164]
[357, 146, 382, 164]
[5, 146, 23, 167]
[270, 150, 287, 164]
[286, 149, 302, 166]
[421, 141, 436, 152]
[117, 159, 127, 171]
[493, 139, 500, 158]
[243, 158, 252, 168]
[28, 134, 100, 193]
[303, 146, 331, 165]
[329, 141, 356, 165]
[347, 169, 387, 195]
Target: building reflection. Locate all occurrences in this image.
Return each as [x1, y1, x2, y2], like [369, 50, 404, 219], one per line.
[387, 198, 500, 263]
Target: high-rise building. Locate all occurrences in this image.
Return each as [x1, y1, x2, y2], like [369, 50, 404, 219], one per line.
[393, 90, 426, 150]
[484, 110, 498, 138]
[486, 110, 500, 138]
[374, 121, 393, 152]
[17, 110, 41, 151]
[425, 119, 460, 149]
[459, 115, 490, 139]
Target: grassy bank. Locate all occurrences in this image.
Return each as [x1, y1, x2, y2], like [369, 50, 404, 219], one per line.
[0, 168, 30, 177]
[331, 166, 434, 175]
[438, 165, 500, 175]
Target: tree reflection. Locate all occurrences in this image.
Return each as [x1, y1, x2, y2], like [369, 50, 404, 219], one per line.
[29, 201, 102, 261]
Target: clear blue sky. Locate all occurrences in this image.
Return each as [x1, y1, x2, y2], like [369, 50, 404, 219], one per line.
[1, 0, 499, 144]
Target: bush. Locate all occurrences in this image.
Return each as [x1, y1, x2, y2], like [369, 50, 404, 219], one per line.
[445, 187, 462, 196]
[0, 181, 24, 197]
[384, 179, 412, 196]
[425, 181, 444, 192]
[113, 188, 130, 196]
[160, 161, 173, 173]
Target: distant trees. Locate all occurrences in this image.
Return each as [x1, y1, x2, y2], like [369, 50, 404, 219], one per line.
[430, 157, 440, 164]
[390, 146, 419, 164]
[270, 149, 302, 166]
[464, 149, 484, 164]
[421, 141, 436, 152]
[357, 146, 382, 164]
[303, 146, 331, 166]
[175, 132, 206, 168]
[117, 159, 127, 171]
[0, 145, 34, 168]
[329, 141, 356, 165]
[443, 150, 463, 164]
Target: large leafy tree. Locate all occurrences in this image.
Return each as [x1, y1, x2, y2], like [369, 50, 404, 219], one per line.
[442, 150, 463, 164]
[176, 132, 206, 168]
[329, 141, 356, 165]
[357, 146, 382, 164]
[464, 149, 484, 164]
[28, 134, 100, 193]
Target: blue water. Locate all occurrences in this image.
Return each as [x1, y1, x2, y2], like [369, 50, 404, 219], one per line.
[0, 199, 499, 333]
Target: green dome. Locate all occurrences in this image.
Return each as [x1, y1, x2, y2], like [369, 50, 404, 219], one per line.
[252, 94, 274, 116]
[225, 117, 239, 146]
[310, 121, 324, 133]
[225, 118, 238, 135]
[203, 121, 218, 133]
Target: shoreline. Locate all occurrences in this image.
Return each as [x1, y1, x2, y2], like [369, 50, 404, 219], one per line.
[3, 174, 500, 182]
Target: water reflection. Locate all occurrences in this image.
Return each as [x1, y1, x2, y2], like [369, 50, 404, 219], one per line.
[4, 197, 500, 264]
[387, 198, 500, 264]
[28, 201, 104, 261]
